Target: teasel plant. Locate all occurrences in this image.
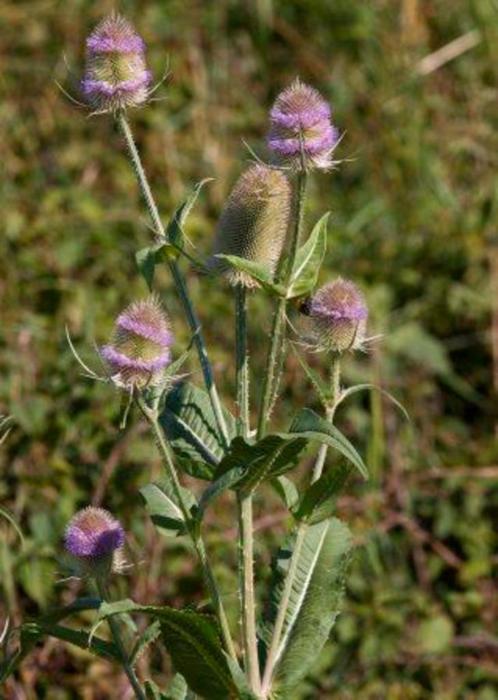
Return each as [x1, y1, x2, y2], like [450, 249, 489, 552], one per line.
[0, 14, 408, 700]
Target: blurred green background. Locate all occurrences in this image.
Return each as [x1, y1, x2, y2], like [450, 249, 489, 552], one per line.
[1, 0, 498, 698]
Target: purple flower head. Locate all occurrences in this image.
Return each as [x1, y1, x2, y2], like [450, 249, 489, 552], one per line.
[210, 165, 292, 288]
[267, 79, 339, 171]
[303, 278, 368, 353]
[81, 14, 151, 113]
[64, 507, 125, 561]
[101, 296, 173, 388]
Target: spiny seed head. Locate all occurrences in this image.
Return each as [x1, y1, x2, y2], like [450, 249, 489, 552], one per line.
[210, 164, 292, 288]
[81, 14, 151, 113]
[267, 79, 339, 171]
[101, 296, 173, 388]
[64, 507, 125, 579]
[302, 278, 368, 353]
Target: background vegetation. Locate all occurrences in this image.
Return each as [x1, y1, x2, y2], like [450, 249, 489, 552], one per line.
[1, 0, 498, 697]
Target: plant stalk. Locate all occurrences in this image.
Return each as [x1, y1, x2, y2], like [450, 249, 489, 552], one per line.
[117, 111, 229, 447]
[261, 356, 341, 695]
[137, 397, 237, 662]
[256, 171, 308, 439]
[234, 285, 261, 693]
[96, 580, 146, 700]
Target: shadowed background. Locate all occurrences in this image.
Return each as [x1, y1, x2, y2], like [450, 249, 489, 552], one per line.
[1, 0, 498, 698]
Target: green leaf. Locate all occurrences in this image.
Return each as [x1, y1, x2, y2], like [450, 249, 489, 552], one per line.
[130, 620, 162, 666]
[198, 434, 307, 516]
[224, 653, 259, 699]
[335, 383, 410, 421]
[165, 673, 191, 700]
[271, 476, 299, 511]
[136, 245, 158, 291]
[286, 213, 329, 299]
[0, 506, 24, 544]
[216, 255, 285, 296]
[290, 343, 330, 408]
[288, 409, 368, 479]
[160, 383, 236, 480]
[264, 518, 353, 693]
[145, 680, 169, 700]
[167, 179, 213, 250]
[294, 465, 352, 524]
[98, 601, 238, 699]
[140, 482, 196, 538]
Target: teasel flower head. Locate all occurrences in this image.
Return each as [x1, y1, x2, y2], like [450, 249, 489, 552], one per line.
[64, 507, 125, 580]
[267, 79, 339, 171]
[101, 296, 173, 389]
[210, 164, 292, 288]
[81, 14, 151, 113]
[301, 278, 368, 353]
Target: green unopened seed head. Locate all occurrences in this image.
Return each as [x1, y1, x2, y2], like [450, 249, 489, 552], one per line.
[210, 164, 292, 288]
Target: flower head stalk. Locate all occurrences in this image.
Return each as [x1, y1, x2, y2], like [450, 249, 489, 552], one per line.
[101, 297, 173, 389]
[210, 164, 292, 288]
[81, 14, 151, 113]
[301, 277, 368, 353]
[267, 79, 339, 171]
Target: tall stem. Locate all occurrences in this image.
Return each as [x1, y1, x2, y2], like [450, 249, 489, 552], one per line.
[234, 285, 261, 693]
[96, 580, 146, 700]
[117, 111, 229, 447]
[137, 398, 237, 662]
[261, 357, 341, 696]
[257, 171, 308, 439]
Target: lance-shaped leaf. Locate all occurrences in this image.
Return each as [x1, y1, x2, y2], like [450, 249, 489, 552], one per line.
[97, 601, 239, 699]
[335, 383, 410, 421]
[140, 482, 197, 538]
[286, 212, 329, 299]
[160, 383, 236, 480]
[197, 434, 307, 518]
[262, 518, 353, 693]
[136, 180, 212, 289]
[289, 408, 368, 479]
[215, 254, 285, 296]
[294, 464, 352, 524]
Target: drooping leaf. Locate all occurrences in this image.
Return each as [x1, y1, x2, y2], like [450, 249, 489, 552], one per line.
[294, 465, 352, 524]
[136, 245, 159, 291]
[216, 255, 285, 296]
[263, 518, 353, 693]
[130, 620, 162, 666]
[140, 482, 196, 538]
[271, 476, 299, 511]
[145, 680, 169, 700]
[165, 673, 191, 700]
[97, 601, 238, 699]
[198, 434, 307, 517]
[290, 343, 330, 409]
[286, 212, 329, 299]
[335, 383, 410, 421]
[160, 383, 236, 480]
[167, 179, 213, 250]
[288, 409, 368, 479]
[0, 506, 24, 544]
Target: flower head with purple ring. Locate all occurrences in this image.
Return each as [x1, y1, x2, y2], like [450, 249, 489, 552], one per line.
[302, 278, 368, 353]
[101, 296, 173, 388]
[267, 79, 339, 171]
[64, 507, 125, 561]
[81, 14, 151, 113]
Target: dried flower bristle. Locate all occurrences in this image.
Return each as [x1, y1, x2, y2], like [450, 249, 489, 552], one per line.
[101, 297, 173, 388]
[81, 14, 151, 113]
[302, 278, 368, 353]
[267, 79, 339, 171]
[210, 164, 292, 288]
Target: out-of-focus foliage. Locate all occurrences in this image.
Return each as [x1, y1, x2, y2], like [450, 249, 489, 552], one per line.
[1, 0, 497, 697]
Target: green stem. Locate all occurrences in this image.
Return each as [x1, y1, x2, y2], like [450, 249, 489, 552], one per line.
[234, 285, 261, 693]
[261, 356, 341, 696]
[137, 397, 237, 662]
[96, 580, 146, 700]
[257, 171, 308, 439]
[117, 111, 229, 448]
